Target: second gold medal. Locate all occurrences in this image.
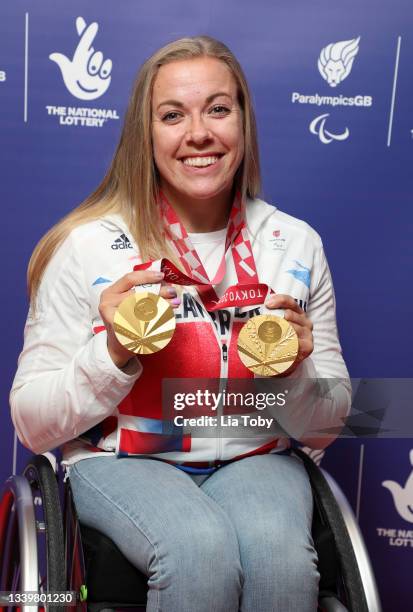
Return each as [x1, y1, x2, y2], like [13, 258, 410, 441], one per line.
[237, 314, 299, 376]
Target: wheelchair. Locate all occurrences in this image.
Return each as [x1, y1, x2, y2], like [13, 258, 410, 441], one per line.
[1, 450, 382, 612]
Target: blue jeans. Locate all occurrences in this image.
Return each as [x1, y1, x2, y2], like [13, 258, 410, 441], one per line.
[69, 453, 319, 612]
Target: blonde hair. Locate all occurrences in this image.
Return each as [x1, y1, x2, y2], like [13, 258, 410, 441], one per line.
[28, 35, 261, 301]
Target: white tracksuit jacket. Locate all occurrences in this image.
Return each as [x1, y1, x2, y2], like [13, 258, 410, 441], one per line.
[10, 198, 351, 467]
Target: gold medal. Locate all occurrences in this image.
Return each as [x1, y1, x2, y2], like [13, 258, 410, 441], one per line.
[237, 314, 299, 376]
[114, 292, 176, 354]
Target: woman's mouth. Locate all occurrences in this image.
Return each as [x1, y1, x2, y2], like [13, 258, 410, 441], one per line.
[181, 155, 222, 168]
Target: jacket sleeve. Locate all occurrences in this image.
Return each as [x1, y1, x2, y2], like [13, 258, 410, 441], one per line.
[10, 231, 142, 454]
[273, 237, 352, 449]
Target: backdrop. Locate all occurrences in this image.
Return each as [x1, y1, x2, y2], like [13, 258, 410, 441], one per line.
[1, 1, 412, 609]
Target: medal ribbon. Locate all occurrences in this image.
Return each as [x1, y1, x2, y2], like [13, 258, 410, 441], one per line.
[134, 192, 272, 311]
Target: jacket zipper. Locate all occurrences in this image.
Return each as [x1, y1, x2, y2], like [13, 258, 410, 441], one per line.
[203, 309, 224, 463]
[216, 315, 233, 463]
[193, 290, 233, 463]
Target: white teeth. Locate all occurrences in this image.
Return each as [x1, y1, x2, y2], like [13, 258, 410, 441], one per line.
[182, 156, 219, 167]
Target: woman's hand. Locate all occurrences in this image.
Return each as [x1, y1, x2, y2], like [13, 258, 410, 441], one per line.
[98, 270, 180, 369]
[264, 293, 314, 375]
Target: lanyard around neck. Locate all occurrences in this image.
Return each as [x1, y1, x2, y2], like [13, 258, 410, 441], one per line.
[134, 192, 271, 312]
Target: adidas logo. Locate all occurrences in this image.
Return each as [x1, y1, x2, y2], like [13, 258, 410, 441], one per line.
[111, 233, 132, 250]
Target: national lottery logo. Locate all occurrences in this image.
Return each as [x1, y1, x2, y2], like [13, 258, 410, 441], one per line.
[318, 37, 360, 88]
[376, 450, 413, 549]
[46, 16, 119, 129]
[50, 16, 112, 100]
[382, 449, 413, 524]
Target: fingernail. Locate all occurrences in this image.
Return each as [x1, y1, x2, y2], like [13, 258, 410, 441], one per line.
[167, 287, 177, 296]
[172, 297, 181, 306]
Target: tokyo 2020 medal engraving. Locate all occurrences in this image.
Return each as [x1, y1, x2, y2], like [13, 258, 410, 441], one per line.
[237, 314, 299, 376]
[114, 292, 175, 354]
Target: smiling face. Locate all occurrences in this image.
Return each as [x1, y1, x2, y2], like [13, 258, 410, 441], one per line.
[151, 57, 244, 227]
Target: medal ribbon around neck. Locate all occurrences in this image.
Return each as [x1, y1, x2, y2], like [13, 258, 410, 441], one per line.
[134, 191, 272, 312]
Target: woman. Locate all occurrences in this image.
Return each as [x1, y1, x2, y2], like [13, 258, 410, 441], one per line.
[11, 36, 351, 611]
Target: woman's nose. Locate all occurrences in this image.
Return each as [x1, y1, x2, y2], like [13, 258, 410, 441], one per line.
[185, 114, 212, 144]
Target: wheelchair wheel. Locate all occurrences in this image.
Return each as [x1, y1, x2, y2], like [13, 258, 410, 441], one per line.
[0, 485, 24, 606]
[23, 455, 66, 596]
[64, 481, 87, 610]
[294, 448, 381, 612]
[0, 455, 66, 611]
[1, 475, 40, 612]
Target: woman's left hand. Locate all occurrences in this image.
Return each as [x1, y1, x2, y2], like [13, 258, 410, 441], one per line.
[264, 293, 314, 374]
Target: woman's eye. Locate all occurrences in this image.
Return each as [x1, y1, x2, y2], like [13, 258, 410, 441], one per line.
[162, 111, 181, 122]
[210, 105, 230, 115]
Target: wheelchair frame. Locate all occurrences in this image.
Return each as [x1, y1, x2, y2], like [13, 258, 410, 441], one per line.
[1, 452, 382, 612]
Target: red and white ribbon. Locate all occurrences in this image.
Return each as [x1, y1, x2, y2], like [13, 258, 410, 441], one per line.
[134, 192, 274, 311]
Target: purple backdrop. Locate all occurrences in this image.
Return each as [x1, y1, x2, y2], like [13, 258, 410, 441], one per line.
[1, 1, 412, 609]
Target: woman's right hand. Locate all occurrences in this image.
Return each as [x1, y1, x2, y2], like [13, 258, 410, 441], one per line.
[98, 270, 180, 369]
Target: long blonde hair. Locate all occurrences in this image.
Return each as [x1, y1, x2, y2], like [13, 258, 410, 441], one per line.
[28, 35, 261, 302]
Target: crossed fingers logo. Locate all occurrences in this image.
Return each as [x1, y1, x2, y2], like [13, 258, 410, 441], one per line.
[49, 16, 112, 100]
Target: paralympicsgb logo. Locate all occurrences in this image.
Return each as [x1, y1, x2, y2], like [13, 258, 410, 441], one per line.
[318, 37, 360, 88]
[309, 113, 349, 144]
[49, 16, 112, 100]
